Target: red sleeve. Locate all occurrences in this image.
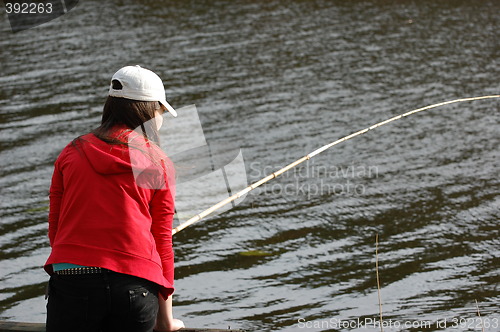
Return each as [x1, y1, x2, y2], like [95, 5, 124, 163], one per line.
[48, 158, 64, 246]
[150, 185, 175, 286]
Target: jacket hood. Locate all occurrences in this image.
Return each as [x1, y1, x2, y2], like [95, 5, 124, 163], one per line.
[78, 126, 175, 192]
[79, 133, 131, 175]
[79, 127, 167, 175]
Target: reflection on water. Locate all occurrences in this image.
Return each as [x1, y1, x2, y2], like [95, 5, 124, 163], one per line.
[1, 0, 499, 330]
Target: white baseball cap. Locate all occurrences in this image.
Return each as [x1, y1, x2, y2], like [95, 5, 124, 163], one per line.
[109, 65, 177, 117]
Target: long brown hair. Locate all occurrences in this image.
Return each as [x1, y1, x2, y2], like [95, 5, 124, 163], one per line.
[73, 79, 163, 149]
[93, 95, 162, 145]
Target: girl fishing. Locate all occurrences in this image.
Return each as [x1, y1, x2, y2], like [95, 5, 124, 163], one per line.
[44, 65, 184, 332]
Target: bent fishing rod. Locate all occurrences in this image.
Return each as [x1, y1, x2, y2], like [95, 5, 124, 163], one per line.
[172, 95, 499, 235]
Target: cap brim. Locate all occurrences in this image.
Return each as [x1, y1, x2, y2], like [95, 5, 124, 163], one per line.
[160, 100, 177, 117]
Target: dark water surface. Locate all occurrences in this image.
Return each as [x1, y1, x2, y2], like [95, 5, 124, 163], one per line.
[1, 1, 499, 331]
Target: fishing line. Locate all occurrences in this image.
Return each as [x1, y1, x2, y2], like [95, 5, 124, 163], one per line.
[172, 95, 499, 235]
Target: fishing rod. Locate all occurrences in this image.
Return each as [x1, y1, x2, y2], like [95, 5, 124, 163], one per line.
[172, 95, 499, 235]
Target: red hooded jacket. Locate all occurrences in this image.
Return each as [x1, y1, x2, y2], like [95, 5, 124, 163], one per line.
[44, 126, 176, 298]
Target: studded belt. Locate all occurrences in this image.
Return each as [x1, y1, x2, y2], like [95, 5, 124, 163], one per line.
[55, 267, 104, 275]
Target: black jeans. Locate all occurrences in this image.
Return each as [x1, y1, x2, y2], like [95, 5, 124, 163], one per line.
[46, 270, 159, 332]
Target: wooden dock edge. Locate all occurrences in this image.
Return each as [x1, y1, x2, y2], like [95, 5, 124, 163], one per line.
[0, 321, 245, 332]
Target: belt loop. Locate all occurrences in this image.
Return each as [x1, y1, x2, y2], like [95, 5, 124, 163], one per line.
[102, 269, 112, 311]
[102, 268, 109, 282]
